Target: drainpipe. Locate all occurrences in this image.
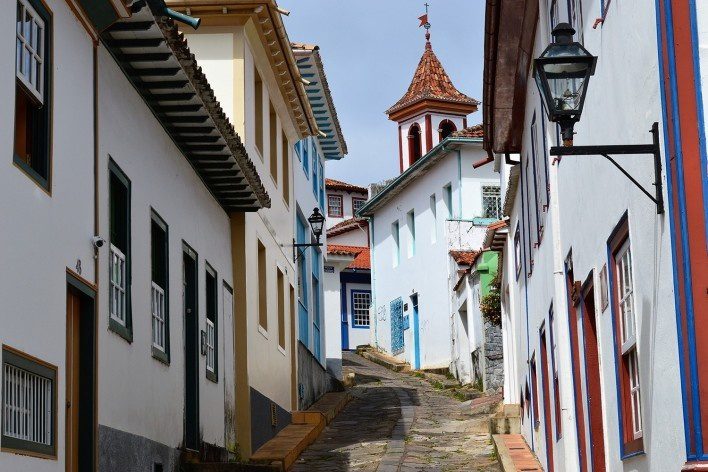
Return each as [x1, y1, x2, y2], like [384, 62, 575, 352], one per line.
[366, 215, 378, 348]
[92, 40, 100, 472]
[456, 150, 463, 218]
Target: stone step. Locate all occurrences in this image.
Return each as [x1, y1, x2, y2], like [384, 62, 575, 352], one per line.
[357, 348, 410, 372]
[490, 414, 521, 435]
[492, 434, 543, 472]
[183, 463, 279, 472]
[249, 392, 352, 471]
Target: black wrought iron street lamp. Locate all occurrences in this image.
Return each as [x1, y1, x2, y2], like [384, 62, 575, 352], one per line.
[534, 23, 596, 146]
[533, 23, 664, 214]
[292, 208, 325, 261]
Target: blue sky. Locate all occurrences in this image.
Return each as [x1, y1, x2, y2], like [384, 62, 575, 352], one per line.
[284, 0, 486, 186]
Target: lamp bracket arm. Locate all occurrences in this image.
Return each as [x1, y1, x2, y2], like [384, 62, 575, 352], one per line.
[548, 122, 664, 214]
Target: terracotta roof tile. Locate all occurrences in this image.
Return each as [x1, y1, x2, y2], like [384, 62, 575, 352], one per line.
[349, 247, 371, 270]
[449, 250, 481, 266]
[327, 217, 368, 237]
[451, 124, 484, 139]
[327, 244, 370, 270]
[325, 178, 367, 193]
[386, 41, 479, 116]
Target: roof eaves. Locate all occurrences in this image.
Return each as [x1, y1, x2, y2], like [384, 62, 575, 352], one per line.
[357, 138, 482, 217]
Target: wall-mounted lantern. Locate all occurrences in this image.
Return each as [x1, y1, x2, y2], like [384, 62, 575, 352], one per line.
[534, 23, 596, 146]
[292, 208, 325, 262]
[533, 23, 664, 214]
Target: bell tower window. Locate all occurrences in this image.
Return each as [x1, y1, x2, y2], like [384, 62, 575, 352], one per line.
[438, 119, 457, 140]
[408, 123, 422, 165]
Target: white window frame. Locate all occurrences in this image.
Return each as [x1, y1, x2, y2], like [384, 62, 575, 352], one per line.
[206, 318, 215, 373]
[151, 282, 166, 352]
[352, 291, 371, 327]
[616, 240, 636, 353]
[615, 238, 642, 439]
[482, 185, 502, 220]
[16, 0, 45, 104]
[327, 194, 343, 218]
[352, 197, 366, 215]
[110, 244, 127, 326]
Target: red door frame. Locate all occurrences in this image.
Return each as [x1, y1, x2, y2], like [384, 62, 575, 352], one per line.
[565, 257, 588, 472]
[540, 326, 555, 472]
[581, 280, 606, 471]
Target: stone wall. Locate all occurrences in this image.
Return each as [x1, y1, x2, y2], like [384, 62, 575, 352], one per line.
[298, 342, 342, 410]
[483, 321, 504, 392]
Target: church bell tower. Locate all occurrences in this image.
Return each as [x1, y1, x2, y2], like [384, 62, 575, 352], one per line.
[386, 11, 479, 173]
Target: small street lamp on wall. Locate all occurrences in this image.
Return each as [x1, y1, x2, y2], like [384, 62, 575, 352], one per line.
[534, 23, 596, 147]
[292, 208, 325, 262]
[533, 23, 664, 214]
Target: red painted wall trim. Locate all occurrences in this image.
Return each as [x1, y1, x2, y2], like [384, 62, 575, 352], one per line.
[540, 329, 555, 472]
[566, 269, 588, 472]
[398, 125, 403, 173]
[582, 285, 608, 469]
[425, 114, 432, 153]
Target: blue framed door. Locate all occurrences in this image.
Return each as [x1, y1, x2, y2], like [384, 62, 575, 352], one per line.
[412, 295, 420, 369]
[391, 298, 404, 355]
[340, 282, 349, 350]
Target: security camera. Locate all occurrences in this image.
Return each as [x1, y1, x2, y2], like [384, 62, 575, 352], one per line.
[92, 236, 106, 249]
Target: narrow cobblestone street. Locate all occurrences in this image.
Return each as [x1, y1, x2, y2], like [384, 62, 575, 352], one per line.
[292, 352, 500, 472]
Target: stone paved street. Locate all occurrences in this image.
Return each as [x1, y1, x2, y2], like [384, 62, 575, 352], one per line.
[291, 352, 501, 472]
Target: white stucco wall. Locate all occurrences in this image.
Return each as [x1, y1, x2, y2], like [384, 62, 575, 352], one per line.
[499, 1, 685, 470]
[370, 142, 497, 369]
[183, 24, 300, 418]
[0, 1, 96, 469]
[98, 46, 234, 449]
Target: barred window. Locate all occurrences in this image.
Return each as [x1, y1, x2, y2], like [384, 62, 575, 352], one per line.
[2, 348, 56, 457]
[352, 197, 366, 215]
[482, 185, 502, 219]
[352, 291, 371, 327]
[328, 194, 343, 218]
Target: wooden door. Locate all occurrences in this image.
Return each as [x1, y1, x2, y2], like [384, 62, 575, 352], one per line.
[66, 290, 81, 472]
[540, 328, 554, 472]
[582, 286, 606, 471]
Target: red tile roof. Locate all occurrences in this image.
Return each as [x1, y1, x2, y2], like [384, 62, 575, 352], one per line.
[325, 178, 367, 193]
[451, 124, 484, 139]
[327, 217, 368, 237]
[349, 247, 371, 270]
[484, 218, 509, 250]
[327, 244, 371, 270]
[386, 41, 479, 116]
[449, 250, 481, 266]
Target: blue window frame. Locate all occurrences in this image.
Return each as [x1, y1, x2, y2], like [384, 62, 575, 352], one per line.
[296, 216, 309, 345]
[318, 161, 325, 208]
[351, 290, 371, 328]
[302, 139, 310, 177]
[312, 153, 319, 195]
[295, 141, 302, 162]
[312, 248, 321, 359]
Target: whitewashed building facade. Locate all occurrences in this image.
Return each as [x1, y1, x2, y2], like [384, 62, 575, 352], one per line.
[485, 0, 708, 470]
[359, 32, 502, 370]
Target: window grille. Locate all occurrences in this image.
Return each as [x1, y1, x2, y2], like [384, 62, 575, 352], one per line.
[110, 244, 127, 326]
[206, 319, 215, 373]
[151, 282, 166, 352]
[16, 0, 45, 103]
[352, 198, 366, 214]
[3, 363, 52, 447]
[327, 195, 343, 217]
[482, 185, 502, 220]
[352, 292, 371, 327]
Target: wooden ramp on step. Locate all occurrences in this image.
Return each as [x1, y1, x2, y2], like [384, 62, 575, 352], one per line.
[250, 392, 351, 471]
[492, 434, 543, 472]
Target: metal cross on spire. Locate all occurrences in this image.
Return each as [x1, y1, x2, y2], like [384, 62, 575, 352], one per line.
[418, 3, 431, 42]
